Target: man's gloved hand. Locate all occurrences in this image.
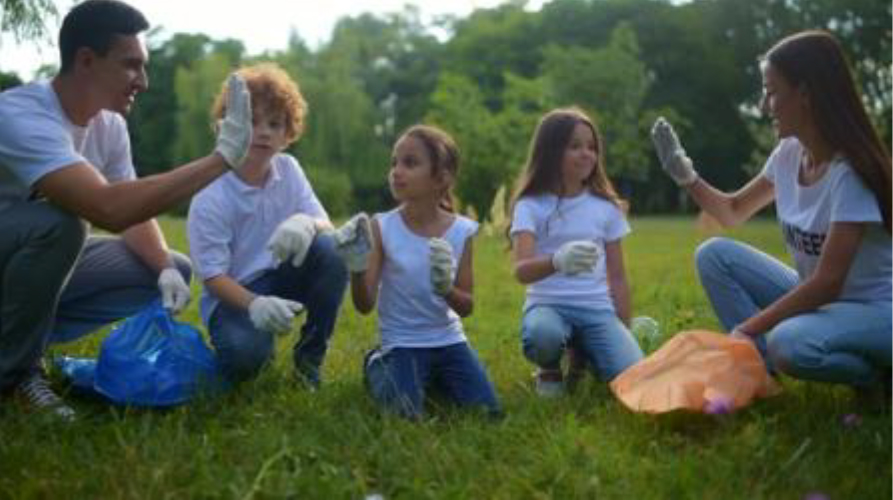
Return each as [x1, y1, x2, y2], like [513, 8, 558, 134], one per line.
[248, 295, 304, 334]
[268, 214, 318, 267]
[215, 74, 253, 169]
[332, 213, 373, 273]
[158, 267, 191, 314]
[429, 237, 454, 296]
[552, 240, 600, 275]
[650, 117, 698, 187]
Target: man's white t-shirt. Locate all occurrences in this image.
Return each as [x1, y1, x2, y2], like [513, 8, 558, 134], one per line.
[375, 209, 475, 349]
[510, 192, 630, 312]
[0, 81, 135, 213]
[187, 153, 328, 324]
[762, 137, 891, 303]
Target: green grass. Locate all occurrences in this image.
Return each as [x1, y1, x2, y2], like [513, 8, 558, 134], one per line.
[2, 216, 889, 499]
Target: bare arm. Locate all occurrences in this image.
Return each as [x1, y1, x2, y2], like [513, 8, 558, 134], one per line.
[685, 175, 775, 228]
[739, 222, 865, 335]
[35, 154, 230, 233]
[442, 238, 474, 318]
[121, 219, 177, 274]
[350, 219, 384, 315]
[205, 274, 256, 311]
[604, 239, 631, 326]
[511, 231, 556, 284]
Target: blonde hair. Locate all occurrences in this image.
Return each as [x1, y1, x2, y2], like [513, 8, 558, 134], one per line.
[211, 62, 308, 145]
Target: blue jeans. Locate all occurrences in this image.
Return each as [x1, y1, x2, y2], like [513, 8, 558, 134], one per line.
[521, 304, 643, 381]
[696, 237, 892, 387]
[208, 235, 347, 385]
[364, 342, 501, 419]
[0, 200, 191, 391]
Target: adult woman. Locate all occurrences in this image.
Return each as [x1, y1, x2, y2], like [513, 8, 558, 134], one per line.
[650, 30, 891, 395]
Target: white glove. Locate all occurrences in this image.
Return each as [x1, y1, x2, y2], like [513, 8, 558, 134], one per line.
[650, 117, 698, 186]
[429, 237, 454, 296]
[157, 267, 191, 314]
[552, 240, 600, 275]
[332, 213, 373, 273]
[268, 214, 318, 267]
[248, 295, 304, 334]
[215, 74, 253, 169]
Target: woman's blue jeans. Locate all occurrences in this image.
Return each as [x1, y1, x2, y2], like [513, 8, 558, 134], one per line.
[695, 237, 891, 387]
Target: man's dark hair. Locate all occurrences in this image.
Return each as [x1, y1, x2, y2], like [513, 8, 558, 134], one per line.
[58, 0, 149, 73]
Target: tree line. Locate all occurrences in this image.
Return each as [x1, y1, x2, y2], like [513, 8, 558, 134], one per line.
[1, 0, 890, 218]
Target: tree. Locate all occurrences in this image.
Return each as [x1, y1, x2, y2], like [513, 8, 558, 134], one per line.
[0, 0, 56, 42]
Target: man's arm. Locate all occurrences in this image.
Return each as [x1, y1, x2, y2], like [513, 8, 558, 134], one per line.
[34, 154, 229, 233]
[121, 219, 176, 273]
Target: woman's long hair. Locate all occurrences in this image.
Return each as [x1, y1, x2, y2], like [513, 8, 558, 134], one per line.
[765, 30, 891, 233]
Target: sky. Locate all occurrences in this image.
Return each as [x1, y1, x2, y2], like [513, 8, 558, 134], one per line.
[1, 0, 547, 80]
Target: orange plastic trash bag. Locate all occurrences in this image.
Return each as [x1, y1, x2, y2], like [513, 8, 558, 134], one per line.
[610, 330, 780, 414]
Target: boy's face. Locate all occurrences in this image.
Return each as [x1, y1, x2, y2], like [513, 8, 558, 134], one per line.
[245, 102, 288, 166]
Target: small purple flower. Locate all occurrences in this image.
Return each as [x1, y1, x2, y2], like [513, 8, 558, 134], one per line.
[703, 396, 734, 415]
[842, 413, 862, 427]
[803, 492, 829, 500]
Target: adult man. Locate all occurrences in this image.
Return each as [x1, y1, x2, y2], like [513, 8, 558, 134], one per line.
[0, 0, 252, 419]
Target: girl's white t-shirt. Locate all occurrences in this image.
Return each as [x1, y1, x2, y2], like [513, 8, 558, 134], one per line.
[762, 137, 891, 303]
[376, 209, 477, 349]
[510, 192, 630, 312]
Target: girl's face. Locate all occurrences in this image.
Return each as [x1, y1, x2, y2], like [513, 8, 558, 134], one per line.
[244, 102, 288, 166]
[388, 135, 447, 203]
[760, 63, 808, 139]
[560, 122, 598, 194]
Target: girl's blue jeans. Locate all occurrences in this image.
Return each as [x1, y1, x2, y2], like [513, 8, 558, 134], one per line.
[521, 304, 643, 381]
[695, 237, 891, 387]
[364, 342, 501, 419]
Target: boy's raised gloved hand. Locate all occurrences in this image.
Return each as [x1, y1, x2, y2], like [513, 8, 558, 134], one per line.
[552, 240, 600, 275]
[650, 117, 698, 187]
[157, 267, 191, 314]
[215, 74, 253, 169]
[332, 212, 372, 273]
[429, 238, 454, 296]
[268, 213, 319, 267]
[248, 295, 304, 334]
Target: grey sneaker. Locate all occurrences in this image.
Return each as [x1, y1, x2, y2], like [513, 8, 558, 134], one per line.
[534, 368, 565, 398]
[16, 372, 76, 421]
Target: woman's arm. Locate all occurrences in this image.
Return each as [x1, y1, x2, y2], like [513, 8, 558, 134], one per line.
[511, 232, 556, 284]
[686, 175, 775, 228]
[604, 240, 632, 327]
[739, 222, 866, 335]
[350, 219, 384, 315]
[443, 238, 474, 317]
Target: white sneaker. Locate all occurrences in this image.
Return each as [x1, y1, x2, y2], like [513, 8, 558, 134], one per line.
[16, 372, 76, 422]
[534, 369, 565, 398]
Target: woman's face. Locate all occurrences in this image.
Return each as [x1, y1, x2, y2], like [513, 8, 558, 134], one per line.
[560, 122, 598, 194]
[760, 63, 808, 139]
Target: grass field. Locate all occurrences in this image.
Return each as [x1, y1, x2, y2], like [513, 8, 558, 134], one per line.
[1, 216, 889, 499]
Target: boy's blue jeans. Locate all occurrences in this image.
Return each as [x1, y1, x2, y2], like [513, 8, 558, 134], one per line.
[521, 304, 643, 381]
[364, 342, 501, 419]
[696, 237, 892, 387]
[208, 235, 347, 386]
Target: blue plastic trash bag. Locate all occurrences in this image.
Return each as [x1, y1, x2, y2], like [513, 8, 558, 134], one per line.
[56, 300, 227, 406]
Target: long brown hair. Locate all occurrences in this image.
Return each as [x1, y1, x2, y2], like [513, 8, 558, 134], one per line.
[507, 107, 625, 240]
[764, 30, 891, 233]
[398, 125, 461, 212]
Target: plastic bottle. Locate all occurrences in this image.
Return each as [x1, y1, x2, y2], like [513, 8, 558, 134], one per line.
[631, 315, 660, 353]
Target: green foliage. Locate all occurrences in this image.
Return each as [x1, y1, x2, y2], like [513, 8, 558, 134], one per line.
[302, 165, 353, 219]
[0, 0, 55, 42]
[172, 53, 232, 165]
[2, 216, 889, 499]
